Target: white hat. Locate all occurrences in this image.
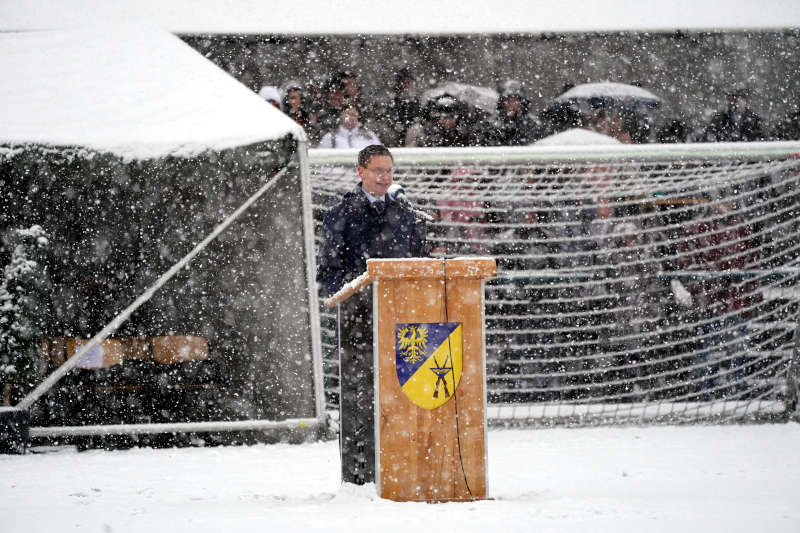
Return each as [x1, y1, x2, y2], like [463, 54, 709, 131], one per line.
[257, 85, 281, 105]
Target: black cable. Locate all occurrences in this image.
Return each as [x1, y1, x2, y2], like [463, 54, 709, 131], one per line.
[442, 257, 475, 500]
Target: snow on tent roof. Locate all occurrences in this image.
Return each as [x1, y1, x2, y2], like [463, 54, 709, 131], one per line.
[2, 0, 799, 34]
[534, 128, 623, 146]
[0, 25, 305, 160]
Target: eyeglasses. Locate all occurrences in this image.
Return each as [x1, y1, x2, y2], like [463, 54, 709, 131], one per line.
[366, 167, 394, 176]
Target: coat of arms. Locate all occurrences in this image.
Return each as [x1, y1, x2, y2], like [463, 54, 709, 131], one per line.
[395, 322, 463, 410]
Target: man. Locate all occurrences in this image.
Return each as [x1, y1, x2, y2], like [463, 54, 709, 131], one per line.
[408, 94, 474, 148]
[317, 144, 428, 485]
[484, 80, 544, 146]
[379, 68, 420, 147]
[704, 87, 763, 142]
[317, 106, 382, 149]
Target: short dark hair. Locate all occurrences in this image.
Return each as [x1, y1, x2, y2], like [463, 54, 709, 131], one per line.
[357, 144, 392, 167]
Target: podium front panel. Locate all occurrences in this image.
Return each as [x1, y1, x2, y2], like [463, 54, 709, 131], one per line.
[374, 270, 488, 502]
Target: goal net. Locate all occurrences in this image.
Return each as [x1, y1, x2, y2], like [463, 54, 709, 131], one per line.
[310, 142, 800, 425]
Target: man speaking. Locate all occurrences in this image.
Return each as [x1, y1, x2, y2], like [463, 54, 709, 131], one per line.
[317, 144, 429, 485]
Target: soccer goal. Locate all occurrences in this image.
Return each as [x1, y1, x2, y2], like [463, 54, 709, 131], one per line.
[309, 141, 800, 425]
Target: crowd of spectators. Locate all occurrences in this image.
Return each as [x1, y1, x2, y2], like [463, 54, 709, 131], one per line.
[290, 69, 799, 405]
[258, 70, 800, 148]
[481, 187, 783, 404]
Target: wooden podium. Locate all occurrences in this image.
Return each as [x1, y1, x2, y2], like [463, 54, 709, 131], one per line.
[325, 257, 496, 502]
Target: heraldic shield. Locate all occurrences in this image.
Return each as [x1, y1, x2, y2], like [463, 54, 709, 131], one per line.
[395, 322, 463, 410]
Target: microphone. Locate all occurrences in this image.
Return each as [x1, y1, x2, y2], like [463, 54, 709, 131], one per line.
[387, 183, 434, 221]
[387, 183, 411, 207]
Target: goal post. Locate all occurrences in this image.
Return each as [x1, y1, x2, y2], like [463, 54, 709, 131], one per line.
[309, 141, 800, 426]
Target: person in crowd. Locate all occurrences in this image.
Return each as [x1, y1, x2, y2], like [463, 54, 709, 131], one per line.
[436, 168, 488, 255]
[317, 105, 382, 149]
[301, 75, 325, 107]
[771, 102, 800, 140]
[280, 81, 319, 143]
[407, 94, 475, 148]
[483, 80, 544, 146]
[338, 71, 362, 108]
[704, 88, 763, 142]
[317, 71, 370, 133]
[657, 118, 691, 143]
[257, 86, 282, 109]
[677, 196, 757, 397]
[317, 145, 428, 485]
[600, 221, 669, 398]
[589, 107, 634, 144]
[380, 67, 421, 147]
[621, 108, 653, 144]
[539, 102, 585, 138]
[538, 83, 583, 137]
[316, 75, 348, 135]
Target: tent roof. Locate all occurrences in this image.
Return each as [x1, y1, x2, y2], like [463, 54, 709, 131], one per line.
[0, 25, 305, 160]
[2, 0, 799, 34]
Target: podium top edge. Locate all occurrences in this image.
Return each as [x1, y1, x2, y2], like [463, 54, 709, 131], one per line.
[367, 257, 497, 280]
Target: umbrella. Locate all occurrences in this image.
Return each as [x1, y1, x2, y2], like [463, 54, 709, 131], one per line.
[422, 82, 499, 116]
[553, 82, 663, 111]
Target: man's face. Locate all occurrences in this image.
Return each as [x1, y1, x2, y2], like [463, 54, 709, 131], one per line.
[358, 154, 393, 197]
[729, 95, 747, 112]
[438, 115, 458, 130]
[503, 96, 522, 116]
[287, 90, 302, 111]
[343, 76, 360, 98]
[398, 76, 414, 93]
[328, 89, 344, 108]
[340, 107, 359, 130]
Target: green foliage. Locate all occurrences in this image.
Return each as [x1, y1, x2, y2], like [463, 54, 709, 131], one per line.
[0, 225, 51, 395]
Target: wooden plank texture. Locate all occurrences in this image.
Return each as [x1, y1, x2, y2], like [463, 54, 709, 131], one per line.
[375, 258, 491, 502]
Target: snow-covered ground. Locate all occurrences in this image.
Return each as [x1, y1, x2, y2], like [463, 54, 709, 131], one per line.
[2, 424, 798, 532]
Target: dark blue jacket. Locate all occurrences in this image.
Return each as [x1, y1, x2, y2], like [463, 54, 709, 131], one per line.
[317, 186, 429, 294]
[704, 108, 763, 142]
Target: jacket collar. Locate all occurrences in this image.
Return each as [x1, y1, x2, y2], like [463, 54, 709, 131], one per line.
[346, 184, 392, 208]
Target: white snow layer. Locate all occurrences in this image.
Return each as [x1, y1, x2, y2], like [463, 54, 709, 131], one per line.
[2, 0, 800, 34]
[1, 424, 798, 532]
[555, 82, 663, 104]
[0, 25, 305, 160]
[535, 128, 623, 146]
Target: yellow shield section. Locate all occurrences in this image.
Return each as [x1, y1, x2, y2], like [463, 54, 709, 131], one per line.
[396, 323, 462, 410]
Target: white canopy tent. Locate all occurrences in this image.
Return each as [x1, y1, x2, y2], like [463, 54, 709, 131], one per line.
[0, 24, 324, 443]
[1, 0, 799, 35]
[0, 24, 305, 160]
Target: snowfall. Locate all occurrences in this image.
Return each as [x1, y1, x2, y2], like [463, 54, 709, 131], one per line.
[1, 423, 798, 533]
[3, 3, 800, 532]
